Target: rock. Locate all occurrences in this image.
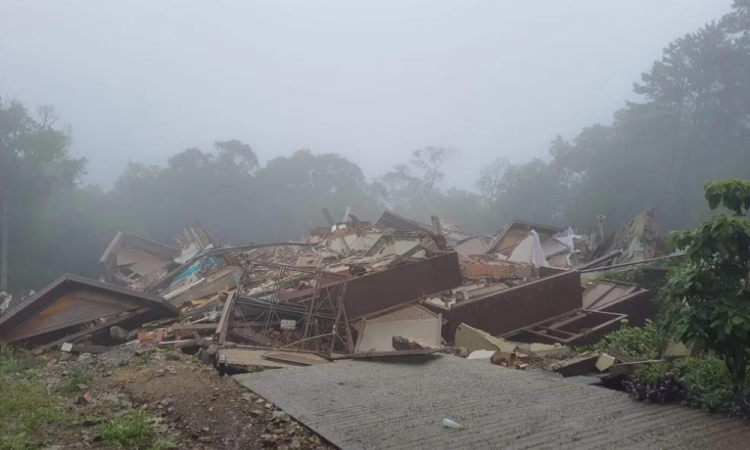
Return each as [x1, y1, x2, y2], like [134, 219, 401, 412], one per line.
[201, 427, 210, 433]
[77, 384, 89, 390]
[78, 353, 93, 362]
[250, 410, 263, 416]
[272, 411, 289, 420]
[110, 326, 130, 342]
[154, 369, 166, 377]
[291, 439, 301, 449]
[198, 437, 212, 443]
[135, 347, 156, 356]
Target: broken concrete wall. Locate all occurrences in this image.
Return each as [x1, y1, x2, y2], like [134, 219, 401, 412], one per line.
[354, 305, 441, 352]
[465, 261, 535, 280]
[454, 238, 489, 257]
[437, 270, 582, 342]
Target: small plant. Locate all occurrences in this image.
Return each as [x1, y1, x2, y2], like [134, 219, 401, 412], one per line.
[99, 410, 154, 450]
[55, 365, 93, 395]
[589, 319, 666, 360]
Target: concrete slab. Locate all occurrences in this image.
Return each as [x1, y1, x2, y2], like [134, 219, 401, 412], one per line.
[235, 354, 750, 450]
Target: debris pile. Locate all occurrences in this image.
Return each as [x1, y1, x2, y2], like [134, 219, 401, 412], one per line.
[0, 208, 670, 378]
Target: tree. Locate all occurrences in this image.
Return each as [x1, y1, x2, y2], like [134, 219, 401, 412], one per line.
[375, 146, 457, 215]
[664, 180, 750, 392]
[476, 157, 510, 208]
[0, 99, 86, 291]
[410, 146, 456, 208]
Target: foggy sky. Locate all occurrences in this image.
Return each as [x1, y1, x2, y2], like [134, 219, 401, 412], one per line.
[0, 1, 733, 191]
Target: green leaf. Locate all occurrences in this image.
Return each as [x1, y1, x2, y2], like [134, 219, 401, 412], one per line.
[708, 193, 721, 210]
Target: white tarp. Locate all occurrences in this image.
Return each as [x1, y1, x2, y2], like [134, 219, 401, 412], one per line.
[509, 230, 549, 267]
[553, 227, 580, 252]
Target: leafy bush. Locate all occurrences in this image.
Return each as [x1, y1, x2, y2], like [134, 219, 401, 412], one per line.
[624, 362, 682, 404]
[634, 361, 673, 383]
[589, 319, 666, 360]
[675, 355, 737, 412]
[100, 410, 154, 450]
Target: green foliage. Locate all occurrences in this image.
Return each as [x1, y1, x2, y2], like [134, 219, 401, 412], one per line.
[664, 180, 750, 391]
[99, 410, 155, 450]
[0, 346, 33, 376]
[0, 379, 65, 450]
[634, 361, 674, 384]
[675, 355, 738, 412]
[54, 366, 93, 395]
[704, 179, 750, 214]
[589, 320, 666, 360]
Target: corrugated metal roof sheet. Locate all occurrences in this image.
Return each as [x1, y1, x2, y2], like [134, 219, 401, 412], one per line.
[236, 354, 750, 450]
[438, 217, 475, 245]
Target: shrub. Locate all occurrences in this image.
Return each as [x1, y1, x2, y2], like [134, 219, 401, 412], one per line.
[590, 319, 666, 360]
[675, 355, 737, 412]
[663, 180, 750, 392]
[625, 362, 682, 404]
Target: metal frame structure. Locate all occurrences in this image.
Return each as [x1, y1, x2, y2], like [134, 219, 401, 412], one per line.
[219, 261, 353, 353]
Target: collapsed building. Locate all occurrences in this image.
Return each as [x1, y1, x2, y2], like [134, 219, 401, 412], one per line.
[0, 208, 672, 375]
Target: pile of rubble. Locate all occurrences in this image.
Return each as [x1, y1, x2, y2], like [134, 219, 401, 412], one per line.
[0, 208, 672, 378]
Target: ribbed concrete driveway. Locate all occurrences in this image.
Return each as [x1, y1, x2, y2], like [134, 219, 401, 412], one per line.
[234, 354, 750, 450]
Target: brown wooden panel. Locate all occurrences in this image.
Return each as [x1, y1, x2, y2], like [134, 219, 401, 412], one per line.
[7, 288, 142, 342]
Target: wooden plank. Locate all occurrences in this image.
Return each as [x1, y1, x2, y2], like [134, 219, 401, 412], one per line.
[215, 292, 236, 345]
[70, 344, 110, 354]
[172, 323, 219, 331]
[262, 352, 330, 366]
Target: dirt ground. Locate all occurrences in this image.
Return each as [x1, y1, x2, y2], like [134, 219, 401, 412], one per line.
[32, 346, 335, 450]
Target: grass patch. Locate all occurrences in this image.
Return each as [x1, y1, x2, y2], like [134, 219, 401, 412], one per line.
[0, 346, 33, 376]
[55, 365, 94, 395]
[0, 345, 66, 449]
[0, 377, 66, 450]
[100, 410, 155, 449]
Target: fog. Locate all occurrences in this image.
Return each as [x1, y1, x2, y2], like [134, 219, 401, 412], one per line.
[0, 0, 731, 189]
[3, 1, 749, 293]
